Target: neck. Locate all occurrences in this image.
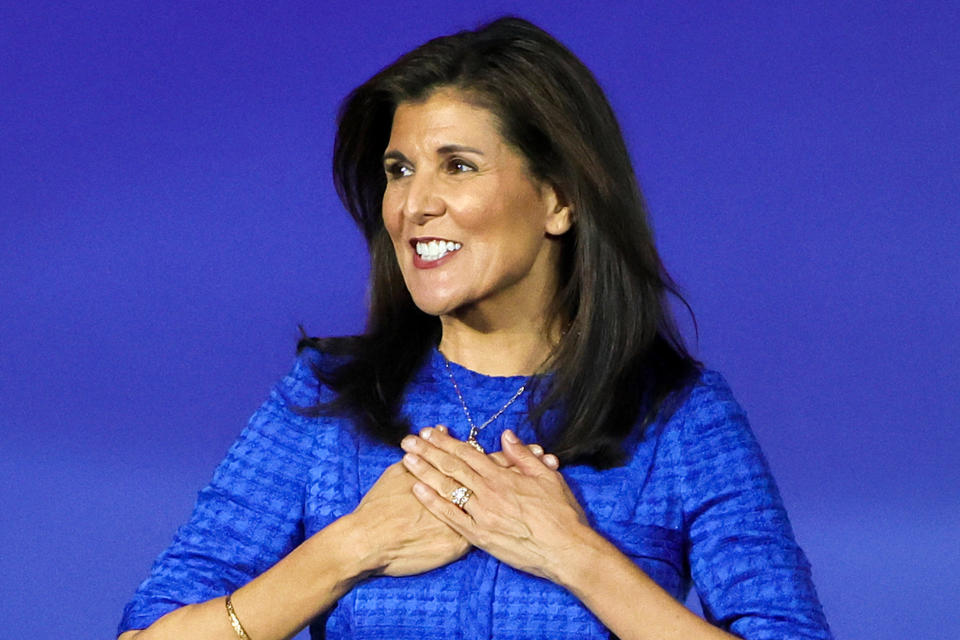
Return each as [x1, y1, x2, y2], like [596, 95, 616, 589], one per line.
[438, 312, 563, 376]
[436, 241, 566, 376]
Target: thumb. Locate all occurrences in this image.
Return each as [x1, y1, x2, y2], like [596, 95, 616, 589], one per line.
[500, 430, 548, 475]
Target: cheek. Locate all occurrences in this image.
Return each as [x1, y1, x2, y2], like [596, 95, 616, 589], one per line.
[381, 195, 402, 239]
[485, 197, 548, 249]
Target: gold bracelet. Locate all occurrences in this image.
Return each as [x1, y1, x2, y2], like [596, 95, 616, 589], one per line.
[225, 595, 252, 640]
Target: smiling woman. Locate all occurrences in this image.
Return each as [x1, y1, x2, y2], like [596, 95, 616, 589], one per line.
[382, 90, 572, 355]
[117, 16, 832, 640]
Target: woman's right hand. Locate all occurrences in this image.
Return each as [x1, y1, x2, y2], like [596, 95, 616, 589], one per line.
[348, 459, 471, 577]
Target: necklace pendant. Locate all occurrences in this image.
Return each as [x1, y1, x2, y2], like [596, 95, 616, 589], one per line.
[466, 437, 486, 454]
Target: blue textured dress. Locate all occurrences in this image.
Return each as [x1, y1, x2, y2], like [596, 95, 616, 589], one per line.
[119, 347, 832, 639]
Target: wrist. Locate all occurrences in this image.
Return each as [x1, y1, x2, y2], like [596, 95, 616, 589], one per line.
[321, 512, 385, 581]
[546, 523, 615, 593]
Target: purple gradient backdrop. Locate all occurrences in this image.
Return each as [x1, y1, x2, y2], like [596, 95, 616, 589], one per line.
[2, 2, 958, 639]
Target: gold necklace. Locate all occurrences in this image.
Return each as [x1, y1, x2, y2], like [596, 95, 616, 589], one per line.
[442, 356, 527, 454]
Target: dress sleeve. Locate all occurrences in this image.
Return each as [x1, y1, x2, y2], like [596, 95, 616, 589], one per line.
[117, 354, 321, 635]
[674, 372, 832, 640]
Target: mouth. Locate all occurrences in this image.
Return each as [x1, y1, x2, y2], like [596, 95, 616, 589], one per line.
[410, 237, 462, 263]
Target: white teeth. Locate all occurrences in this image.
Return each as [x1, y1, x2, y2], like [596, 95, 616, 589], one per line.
[415, 240, 462, 262]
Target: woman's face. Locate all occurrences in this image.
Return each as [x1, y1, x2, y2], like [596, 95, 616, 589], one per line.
[381, 89, 572, 322]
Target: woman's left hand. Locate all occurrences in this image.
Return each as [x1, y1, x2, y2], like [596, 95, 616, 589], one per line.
[400, 427, 593, 582]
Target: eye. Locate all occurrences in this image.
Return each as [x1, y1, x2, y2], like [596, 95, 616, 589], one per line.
[384, 162, 413, 180]
[446, 157, 476, 174]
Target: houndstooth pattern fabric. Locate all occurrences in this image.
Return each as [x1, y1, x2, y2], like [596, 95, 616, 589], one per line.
[119, 348, 832, 639]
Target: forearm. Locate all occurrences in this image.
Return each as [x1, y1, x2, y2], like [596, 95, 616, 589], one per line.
[120, 514, 373, 640]
[551, 527, 737, 640]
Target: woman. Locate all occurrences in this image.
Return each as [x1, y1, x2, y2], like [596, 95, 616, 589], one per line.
[119, 17, 831, 640]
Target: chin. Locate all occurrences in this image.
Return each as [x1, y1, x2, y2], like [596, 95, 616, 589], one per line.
[406, 288, 468, 317]
[409, 298, 457, 318]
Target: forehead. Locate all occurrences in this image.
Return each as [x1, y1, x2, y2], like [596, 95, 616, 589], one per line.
[388, 89, 504, 150]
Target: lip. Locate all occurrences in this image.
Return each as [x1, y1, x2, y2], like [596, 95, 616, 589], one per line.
[409, 237, 460, 270]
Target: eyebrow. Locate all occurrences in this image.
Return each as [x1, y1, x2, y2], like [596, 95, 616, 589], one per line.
[437, 144, 484, 156]
[382, 145, 485, 163]
[382, 150, 407, 163]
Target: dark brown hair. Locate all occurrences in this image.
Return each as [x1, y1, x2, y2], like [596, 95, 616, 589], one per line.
[300, 16, 699, 468]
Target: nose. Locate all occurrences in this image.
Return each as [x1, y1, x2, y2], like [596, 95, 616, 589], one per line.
[402, 171, 445, 223]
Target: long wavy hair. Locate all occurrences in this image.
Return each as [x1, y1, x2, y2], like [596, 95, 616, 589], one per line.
[300, 16, 699, 468]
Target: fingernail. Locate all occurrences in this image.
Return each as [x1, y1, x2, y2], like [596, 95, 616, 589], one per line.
[404, 453, 420, 466]
[530, 444, 544, 456]
[413, 482, 429, 497]
[504, 429, 519, 443]
[436, 424, 447, 433]
[401, 436, 416, 451]
[420, 427, 432, 440]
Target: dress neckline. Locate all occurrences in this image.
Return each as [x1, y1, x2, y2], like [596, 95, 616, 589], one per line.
[428, 346, 540, 386]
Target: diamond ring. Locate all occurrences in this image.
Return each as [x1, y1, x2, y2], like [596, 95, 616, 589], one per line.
[450, 486, 472, 510]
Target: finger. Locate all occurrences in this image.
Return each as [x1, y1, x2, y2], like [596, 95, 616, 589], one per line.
[411, 480, 479, 534]
[500, 430, 552, 476]
[489, 452, 534, 474]
[402, 452, 480, 513]
[421, 425, 542, 457]
[413, 427, 501, 478]
[488, 451, 510, 468]
[489, 444, 545, 469]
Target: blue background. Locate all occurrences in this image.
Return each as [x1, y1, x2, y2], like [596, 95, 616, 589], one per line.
[1, 2, 958, 638]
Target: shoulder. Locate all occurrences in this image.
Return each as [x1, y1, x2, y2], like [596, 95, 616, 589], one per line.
[229, 341, 353, 452]
[671, 369, 745, 427]
[657, 369, 763, 468]
[274, 337, 357, 407]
